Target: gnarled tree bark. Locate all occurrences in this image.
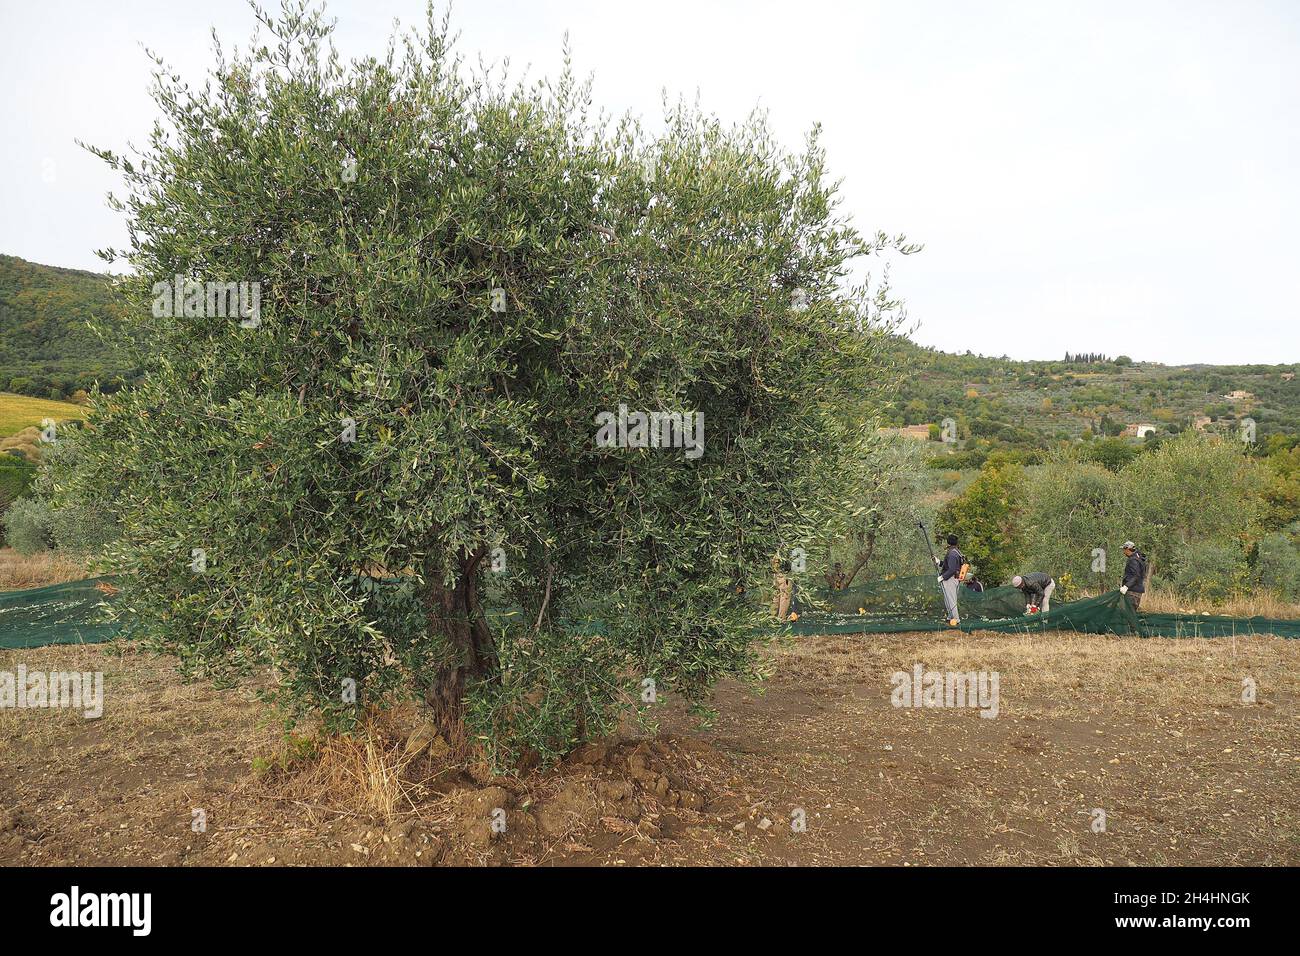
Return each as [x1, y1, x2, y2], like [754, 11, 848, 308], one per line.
[422, 547, 497, 745]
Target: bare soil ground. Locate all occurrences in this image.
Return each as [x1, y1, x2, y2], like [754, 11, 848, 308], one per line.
[2, 630, 1297, 866]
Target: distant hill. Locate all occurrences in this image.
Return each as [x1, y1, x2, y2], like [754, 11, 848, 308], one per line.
[0, 254, 136, 401]
[882, 337, 1300, 461]
[2, 252, 1297, 454]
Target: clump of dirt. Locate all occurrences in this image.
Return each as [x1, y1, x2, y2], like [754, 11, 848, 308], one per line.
[432, 736, 723, 864]
[221, 698, 728, 865]
[0, 806, 34, 859]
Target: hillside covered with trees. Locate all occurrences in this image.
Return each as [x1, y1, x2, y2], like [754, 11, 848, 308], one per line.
[6, 250, 1294, 453]
[881, 337, 1300, 466]
[0, 254, 137, 400]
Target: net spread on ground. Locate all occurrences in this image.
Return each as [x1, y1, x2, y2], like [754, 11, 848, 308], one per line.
[1, 573, 1297, 650]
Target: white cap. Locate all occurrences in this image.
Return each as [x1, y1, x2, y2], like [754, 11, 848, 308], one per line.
[1122, 541, 1136, 550]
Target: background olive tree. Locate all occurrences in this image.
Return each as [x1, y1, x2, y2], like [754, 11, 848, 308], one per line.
[2, 427, 118, 555]
[60, 1, 914, 763]
[1115, 431, 1263, 580]
[1022, 455, 1119, 590]
[1020, 432, 1265, 599]
[820, 434, 932, 585]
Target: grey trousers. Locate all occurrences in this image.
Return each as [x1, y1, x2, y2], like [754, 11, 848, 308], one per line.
[1040, 579, 1055, 614]
[941, 577, 960, 622]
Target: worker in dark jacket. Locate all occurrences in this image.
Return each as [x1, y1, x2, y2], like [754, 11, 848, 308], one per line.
[1119, 541, 1147, 610]
[936, 534, 966, 626]
[1011, 572, 1055, 613]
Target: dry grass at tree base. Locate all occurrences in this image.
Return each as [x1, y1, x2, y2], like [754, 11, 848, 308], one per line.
[2, 627, 1296, 866]
[0, 548, 88, 591]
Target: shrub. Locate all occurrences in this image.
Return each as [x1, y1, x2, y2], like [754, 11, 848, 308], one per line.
[1252, 532, 1300, 601]
[2, 497, 53, 554]
[935, 455, 1024, 584]
[1171, 541, 1249, 603]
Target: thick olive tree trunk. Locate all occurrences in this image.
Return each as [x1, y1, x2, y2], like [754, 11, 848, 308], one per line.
[422, 548, 496, 744]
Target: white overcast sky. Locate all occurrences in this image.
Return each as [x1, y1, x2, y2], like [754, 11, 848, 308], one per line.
[2, 0, 1297, 364]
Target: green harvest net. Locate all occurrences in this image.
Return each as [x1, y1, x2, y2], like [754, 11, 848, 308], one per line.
[787, 574, 1300, 638]
[0, 578, 122, 649]
[2, 573, 1299, 650]
[816, 575, 1028, 620]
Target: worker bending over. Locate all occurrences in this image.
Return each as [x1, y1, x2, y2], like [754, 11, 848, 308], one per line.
[1011, 572, 1055, 614]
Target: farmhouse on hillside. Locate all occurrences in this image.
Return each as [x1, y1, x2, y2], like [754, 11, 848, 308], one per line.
[877, 424, 933, 441]
[1123, 422, 1159, 438]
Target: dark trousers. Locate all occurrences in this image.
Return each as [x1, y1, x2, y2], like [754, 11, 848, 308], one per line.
[1127, 592, 1142, 611]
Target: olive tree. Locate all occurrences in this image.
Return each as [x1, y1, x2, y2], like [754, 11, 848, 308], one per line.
[822, 434, 930, 585]
[1023, 454, 1120, 589]
[63, 2, 912, 762]
[2, 427, 119, 555]
[1115, 432, 1263, 578]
